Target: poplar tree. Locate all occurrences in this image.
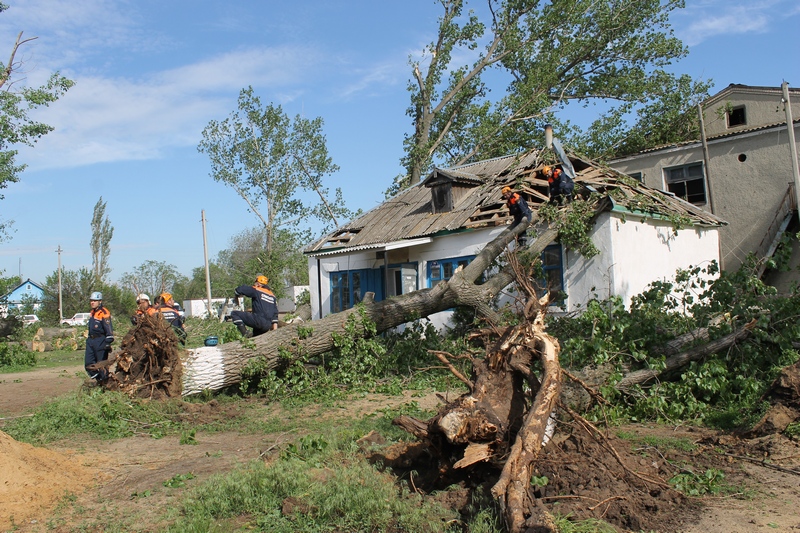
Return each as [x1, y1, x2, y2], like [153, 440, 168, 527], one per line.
[90, 197, 114, 282]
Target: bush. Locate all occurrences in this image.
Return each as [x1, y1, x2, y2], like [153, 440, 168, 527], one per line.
[0, 342, 36, 369]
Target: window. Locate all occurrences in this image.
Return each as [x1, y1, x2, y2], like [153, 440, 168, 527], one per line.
[627, 172, 643, 183]
[431, 184, 453, 213]
[539, 244, 564, 302]
[427, 255, 474, 287]
[664, 162, 706, 205]
[727, 105, 746, 128]
[330, 268, 384, 313]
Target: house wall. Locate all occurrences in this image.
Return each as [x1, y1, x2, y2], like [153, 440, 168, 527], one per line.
[3, 280, 44, 313]
[610, 123, 800, 271]
[308, 226, 506, 329]
[702, 89, 800, 137]
[563, 212, 720, 311]
[309, 214, 719, 329]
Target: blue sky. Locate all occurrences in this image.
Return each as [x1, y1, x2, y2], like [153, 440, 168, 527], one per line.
[0, 0, 797, 287]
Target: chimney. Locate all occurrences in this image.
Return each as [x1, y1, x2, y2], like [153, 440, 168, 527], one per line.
[544, 124, 553, 149]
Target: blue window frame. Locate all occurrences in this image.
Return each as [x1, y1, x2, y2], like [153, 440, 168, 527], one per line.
[427, 255, 475, 288]
[539, 244, 564, 300]
[330, 268, 384, 313]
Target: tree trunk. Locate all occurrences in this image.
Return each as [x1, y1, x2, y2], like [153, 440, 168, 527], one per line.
[181, 222, 556, 395]
[615, 319, 757, 390]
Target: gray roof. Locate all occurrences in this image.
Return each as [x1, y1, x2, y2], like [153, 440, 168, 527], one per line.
[304, 148, 725, 256]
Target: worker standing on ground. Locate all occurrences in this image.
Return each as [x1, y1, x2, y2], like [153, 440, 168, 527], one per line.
[502, 185, 533, 246]
[85, 291, 114, 382]
[156, 292, 187, 345]
[231, 274, 279, 338]
[131, 293, 157, 325]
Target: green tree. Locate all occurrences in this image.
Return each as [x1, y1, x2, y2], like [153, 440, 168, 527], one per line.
[0, 273, 21, 298]
[119, 260, 188, 302]
[0, 7, 74, 240]
[39, 268, 134, 325]
[574, 74, 712, 160]
[90, 197, 114, 282]
[198, 87, 352, 265]
[403, 0, 692, 185]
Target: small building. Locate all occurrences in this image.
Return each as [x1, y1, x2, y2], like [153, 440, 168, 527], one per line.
[1, 278, 45, 316]
[304, 148, 725, 330]
[608, 83, 800, 272]
[183, 285, 309, 319]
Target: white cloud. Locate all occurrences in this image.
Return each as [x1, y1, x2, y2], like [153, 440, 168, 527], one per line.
[16, 43, 325, 170]
[674, 0, 787, 46]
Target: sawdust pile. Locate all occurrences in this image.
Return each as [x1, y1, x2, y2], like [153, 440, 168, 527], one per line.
[0, 430, 97, 529]
[101, 314, 183, 399]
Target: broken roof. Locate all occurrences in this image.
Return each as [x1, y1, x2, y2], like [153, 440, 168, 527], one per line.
[304, 148, 725, 256]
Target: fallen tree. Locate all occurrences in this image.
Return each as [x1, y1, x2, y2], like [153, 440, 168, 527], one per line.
[180, 221, 559, 395]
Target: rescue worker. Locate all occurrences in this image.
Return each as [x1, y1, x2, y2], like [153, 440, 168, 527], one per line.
[501, 185, 533, 246]
[131, 293, 157, 325]
[85, 291, 114, 382]
[543, 165, 574, 205]
[231, 274, 279, 338]
[157, 292, 187, 345]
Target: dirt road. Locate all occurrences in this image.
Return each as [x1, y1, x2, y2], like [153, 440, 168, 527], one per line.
[0, 364, 85, 418]
[1, 363, 800, 532]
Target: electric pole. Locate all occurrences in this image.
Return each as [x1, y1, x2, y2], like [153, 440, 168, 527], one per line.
[56, 245, 63, 322]
[201, 210, 213, 318]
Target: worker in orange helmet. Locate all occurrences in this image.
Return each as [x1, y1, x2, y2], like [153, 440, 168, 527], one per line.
[156, 292, 187, 345]
[501, 185, 532, 246]
[542, 165, 574, 205]
[231, 274, 279, 338]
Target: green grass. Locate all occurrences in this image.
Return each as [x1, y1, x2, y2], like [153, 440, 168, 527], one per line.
[165, 433, 461, 533]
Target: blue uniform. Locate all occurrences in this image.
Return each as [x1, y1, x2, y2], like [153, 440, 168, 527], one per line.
[158, 303, 187, 344]
[85, 306, 113, 381]
[232, 284, 278, 336]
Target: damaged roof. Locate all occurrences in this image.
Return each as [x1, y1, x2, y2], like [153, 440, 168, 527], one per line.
[304, 147, 726, 256]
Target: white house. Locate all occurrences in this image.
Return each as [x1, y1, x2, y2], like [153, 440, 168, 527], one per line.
[304, 148, 725, 330]
[608, 83, 800, 272]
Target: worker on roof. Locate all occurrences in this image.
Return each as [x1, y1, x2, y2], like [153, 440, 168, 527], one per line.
[501, 185, 533, 247]
[85, 291, 114, 383]
[231, 274, 279, 338]
[542, 165, 574, 205]
[131, 293, 157, 325]
[156, 292, 187, 345]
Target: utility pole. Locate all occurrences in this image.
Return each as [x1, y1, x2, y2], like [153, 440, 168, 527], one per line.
[697, 103, 715, 214]
[201, 210, 213, 319]
[782, 81, 800, 215]
[56, 245, 63, 322]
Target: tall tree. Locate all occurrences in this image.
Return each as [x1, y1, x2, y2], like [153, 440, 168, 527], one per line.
[0, 5, 74, 240]
[403, 0, 691, 184]
[40, 267, 134, 324]
[573, 74, 712, 160]
[90, 197, 114, 282]
[198, 87, 349, 260]
[119, 260, 187, 301]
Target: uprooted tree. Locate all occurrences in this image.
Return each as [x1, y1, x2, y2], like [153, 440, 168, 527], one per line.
[94, 188, 800, 531]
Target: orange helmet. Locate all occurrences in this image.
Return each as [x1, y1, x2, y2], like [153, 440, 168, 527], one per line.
[256, 275, 269, 286]
[501, 186, 512, 195]
[160, 292, 173, 303]
[542, 166, 552, 174]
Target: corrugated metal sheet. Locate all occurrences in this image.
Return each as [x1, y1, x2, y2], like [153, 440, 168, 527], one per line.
[304, 148, 725, 255]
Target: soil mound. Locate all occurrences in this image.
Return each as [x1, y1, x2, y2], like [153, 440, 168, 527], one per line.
[0, 430, 96, 529]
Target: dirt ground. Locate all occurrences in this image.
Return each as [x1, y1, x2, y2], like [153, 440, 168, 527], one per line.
[1, 363, 800, 533]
